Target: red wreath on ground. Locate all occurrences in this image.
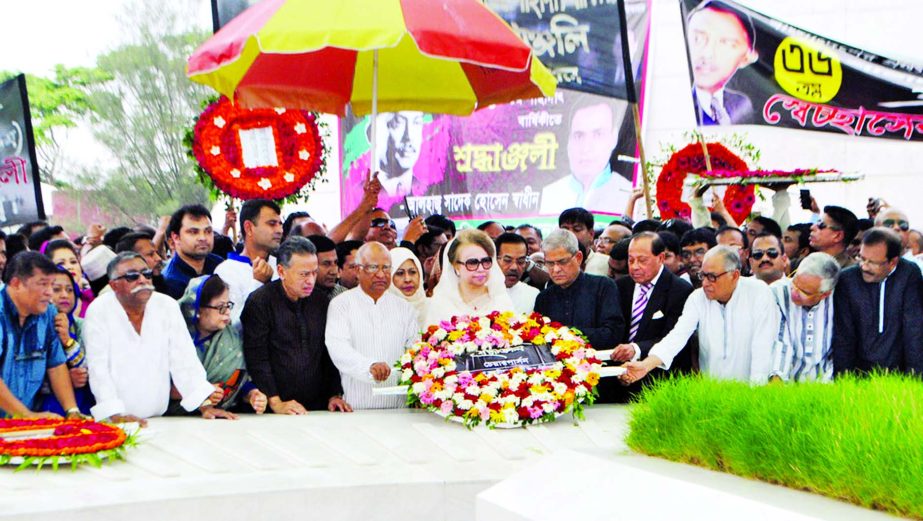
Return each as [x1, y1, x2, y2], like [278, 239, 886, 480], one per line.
[0, 418, 127, 457]
[655, 142, 753, 224]
[191, 97, 323, 200]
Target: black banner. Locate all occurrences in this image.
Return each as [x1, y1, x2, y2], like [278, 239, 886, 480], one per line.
[680, 0, 923, 141]
[455, 343, 558, 374]
[485, 0, 650, 100]
[0, 74, 45, 226]
[210, 0, 259, 33]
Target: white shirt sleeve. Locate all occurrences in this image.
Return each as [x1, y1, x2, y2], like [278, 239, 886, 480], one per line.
[689, 196, 711, 228]
[325, 297, 376, 382]
[648, 293, 702, 370]
[749, 286, 781, 384]
[771, 190, 792, 231]
[85, 304, 126, 420]
[164, 302, 215, 411]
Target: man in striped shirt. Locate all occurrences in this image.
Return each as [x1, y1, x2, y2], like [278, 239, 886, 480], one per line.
[769, 253, 840, 382]
[326, 242, 419, 410]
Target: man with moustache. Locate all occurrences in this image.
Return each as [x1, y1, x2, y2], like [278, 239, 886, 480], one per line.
[326, 242, 419, 409]
[810, 206, 858, 269]
[832, 228, 923, 376]
[214, 199, 283, 326]
[749, 233, 787, 285]
[162, 205, 224, 299]
[116, 231, 169, 295]
[365, 208, 399, 250]
[242, 237, 350, 415]
[84, 252, 226, 422]
[607, 233, 694, 402]
[495, 233, 539, 314]
[307, 235, 347, 300]
[622, 245, 779, 384]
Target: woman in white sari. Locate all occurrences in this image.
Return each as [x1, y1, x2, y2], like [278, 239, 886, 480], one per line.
[424, 228, 514, 327]
[388, 247, 428, 330]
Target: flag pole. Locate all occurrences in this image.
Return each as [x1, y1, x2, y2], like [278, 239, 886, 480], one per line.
[617, 0, 653, 218]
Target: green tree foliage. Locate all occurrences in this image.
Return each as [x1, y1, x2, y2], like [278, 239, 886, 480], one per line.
[0, 66, 109, 183]
[77, 0, 212, 222]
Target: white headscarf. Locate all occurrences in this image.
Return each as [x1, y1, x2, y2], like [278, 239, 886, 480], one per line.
[388, 247, 428, 327]
[424, 231, 514, 327]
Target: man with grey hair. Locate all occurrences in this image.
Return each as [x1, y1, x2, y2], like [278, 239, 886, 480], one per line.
[768, 252, 840, 382]
[535, 229, 623, 391]
[84, 252, 226, 422]
[242, 237, 350, 415]
[622, 245, 779, 384]
[326, 242, 418, 409]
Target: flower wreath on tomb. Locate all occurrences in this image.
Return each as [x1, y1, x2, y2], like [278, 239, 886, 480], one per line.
[185, 96, 328, 203]
[0, 418, 137, 471]
[397, 311, 603, 429]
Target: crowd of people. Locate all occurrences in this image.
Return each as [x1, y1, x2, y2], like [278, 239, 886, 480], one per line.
[0, 173, 921, 424]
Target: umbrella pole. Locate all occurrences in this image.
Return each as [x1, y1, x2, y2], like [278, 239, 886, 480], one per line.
[369, 50, 379, 181]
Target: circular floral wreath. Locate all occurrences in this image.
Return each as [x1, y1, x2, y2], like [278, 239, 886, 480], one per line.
[0, 418, 134, 469]
[656, 142, 754, 224]
[398, 311, 602, 429]
[190, 96, 325, 201]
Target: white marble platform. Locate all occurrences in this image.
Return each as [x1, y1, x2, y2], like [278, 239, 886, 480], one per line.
[0, 405, 898, 521]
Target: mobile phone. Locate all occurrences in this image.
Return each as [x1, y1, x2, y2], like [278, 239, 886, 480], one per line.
[800, 189, 812, 210]
[403, 195, 416, 219]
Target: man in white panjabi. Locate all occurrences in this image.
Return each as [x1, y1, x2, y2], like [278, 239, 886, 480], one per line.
[326, 242, 419, 409]
[84, 252, 226, 421]
[621, 245, 780, 385]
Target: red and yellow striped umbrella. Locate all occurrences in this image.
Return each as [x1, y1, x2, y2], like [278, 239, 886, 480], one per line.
[186, 0, 556, 116]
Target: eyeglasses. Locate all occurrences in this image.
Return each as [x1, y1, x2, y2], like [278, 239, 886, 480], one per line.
[696, 270, 731, 283]
[370, 218, 396, 230]
[359, 264, 392, 274]
[113, 269, 154, 282]
[882, 219, 910, 231]
[457, 257, 492, 271]
[597, 237, 616, 245]
[681, 248, 708, 260]
[499, 255, 528, 267]
[815, 222, 841, 231]
[543, 253, 576, 269]
[857, 256, 890, 268]
[751, 248, 780, 261]
[202, 302, 235, 314]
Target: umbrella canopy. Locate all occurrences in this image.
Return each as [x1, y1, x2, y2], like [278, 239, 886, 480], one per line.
[187, 0, 556, 116]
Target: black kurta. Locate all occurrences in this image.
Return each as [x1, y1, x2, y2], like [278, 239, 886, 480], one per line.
[242, 281, 343, 410]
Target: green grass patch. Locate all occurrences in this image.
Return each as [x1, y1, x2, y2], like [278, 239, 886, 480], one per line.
[626, 374, 923, 519]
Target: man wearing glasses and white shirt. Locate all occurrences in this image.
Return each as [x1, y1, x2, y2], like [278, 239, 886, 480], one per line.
[621, 245, 779, 385]
[84, 252, 225, 423]
[326, 242, 419, 409]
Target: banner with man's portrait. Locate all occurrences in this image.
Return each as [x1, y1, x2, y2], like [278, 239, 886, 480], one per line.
[340, 89, 639, 222]
[681, 0, 923, 141]
[0, 74, 45, 227]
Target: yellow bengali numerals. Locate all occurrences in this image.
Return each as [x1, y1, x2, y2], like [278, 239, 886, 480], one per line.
[773, 36, 842, 103]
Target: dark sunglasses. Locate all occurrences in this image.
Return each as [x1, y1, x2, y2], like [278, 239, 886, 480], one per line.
[882, 219, 910, 231]
[751, 249, 780, 261]
[113, 269, 154, 282]
[370, 218, 396, 230]
[815, 222, 841, 231]
[458, 257, 492, 271]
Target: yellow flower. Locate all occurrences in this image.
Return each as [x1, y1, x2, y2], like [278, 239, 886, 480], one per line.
[490, 410, 505, 423]
[448, 330, 464, 341]
[564, 390, 575, 406]
[530, 384, 548, 394]
[479, 393, 493, 403]
[585, 372, 600, 386]
[532, 335, 547, 346]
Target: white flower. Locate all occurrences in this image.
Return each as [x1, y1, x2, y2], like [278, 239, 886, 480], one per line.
[283, 172, 295, 183]
[401, 368, 413, 381]
[433, 328, 448, 341]
[511, 334, 523, 345]
[457, 399, 474, 411]
[553, 382, 568, 396]
[412, 382, 426, 394]
[444, 375, 458, 385]
[477, 316, 491, 330]
[432, 367, 445, 379]
[400, 352, 412, 365]
[294, 123, 307, 134]
[575, 384, 587, 396]
[257, 178, 272, 190]
[213, 116, 226, 128]
[465, 384, 480, 396]
[298, 149, 310, 160]
[274, 107, 286, 114]
[210, 145, 221, 156]
[229, 168, 241, 178]
[542, 402, 555, 413]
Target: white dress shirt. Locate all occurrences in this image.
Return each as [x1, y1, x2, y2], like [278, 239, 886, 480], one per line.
[83, 292, 215, 419]
[508, 281, 539, 315]
[648, 277, 780, 384]
[214, 254, 278, 328]
[326, 288, 419, 410]
[584, 250, 610, 277]
[770, 278, 835, 382]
